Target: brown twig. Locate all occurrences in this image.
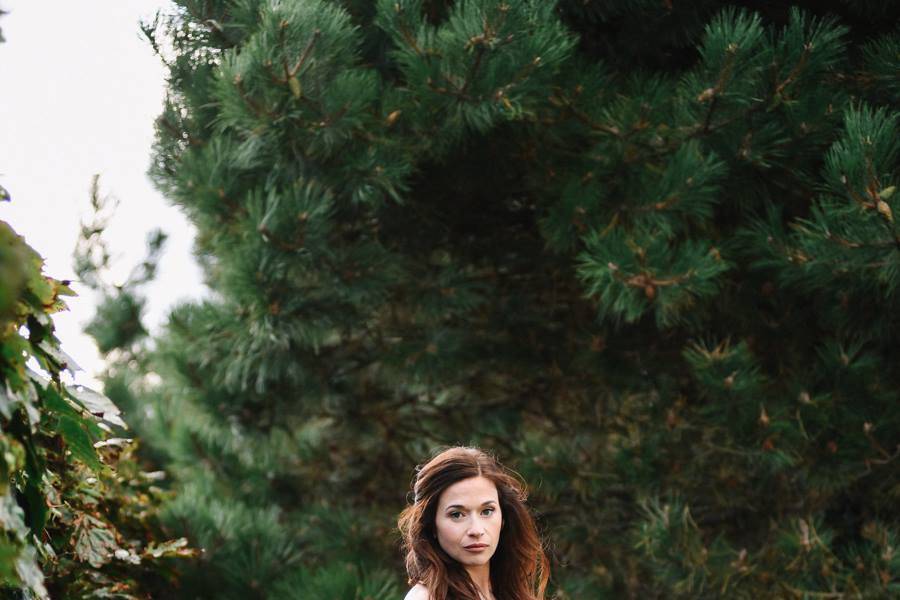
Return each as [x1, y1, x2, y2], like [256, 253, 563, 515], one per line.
[289, 29, 321, 78]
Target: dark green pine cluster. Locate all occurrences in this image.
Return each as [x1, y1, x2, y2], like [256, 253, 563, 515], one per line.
[88, 0, 900, 597]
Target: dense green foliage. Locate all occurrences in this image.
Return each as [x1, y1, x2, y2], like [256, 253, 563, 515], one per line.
[0, 214, 191, 597]
[88, 1, 899, 597]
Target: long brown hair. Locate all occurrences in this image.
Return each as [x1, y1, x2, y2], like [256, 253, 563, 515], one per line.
[398, 446, 549, 600]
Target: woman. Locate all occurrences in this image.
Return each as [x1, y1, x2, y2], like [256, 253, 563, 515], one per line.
[398, 446, 549, 600]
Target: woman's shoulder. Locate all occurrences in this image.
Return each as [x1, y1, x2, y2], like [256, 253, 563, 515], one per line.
[404, 583, 431, 600]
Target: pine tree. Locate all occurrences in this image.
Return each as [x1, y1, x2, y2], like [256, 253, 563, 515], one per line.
[89, 1, 900, 597]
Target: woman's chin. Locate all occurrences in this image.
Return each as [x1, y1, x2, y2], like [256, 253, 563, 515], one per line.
[456, 550, 495, 566]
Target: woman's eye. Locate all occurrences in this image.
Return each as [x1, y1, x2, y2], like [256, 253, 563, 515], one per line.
[450, 512, 463, 519]
[482, 508, 495, 516]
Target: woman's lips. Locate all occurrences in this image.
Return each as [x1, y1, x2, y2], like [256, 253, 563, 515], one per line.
[464, 544, 489, 552]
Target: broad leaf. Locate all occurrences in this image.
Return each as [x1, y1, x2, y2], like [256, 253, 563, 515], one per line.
[67, 385, 127, 429]
[57, 415, 101, 471]
[72, 515, 118, 568]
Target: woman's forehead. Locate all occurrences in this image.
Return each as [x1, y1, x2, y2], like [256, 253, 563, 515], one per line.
[438, 476, 499, 508]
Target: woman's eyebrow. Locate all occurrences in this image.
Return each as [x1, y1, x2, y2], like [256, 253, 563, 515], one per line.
[444, 500, 497, 510]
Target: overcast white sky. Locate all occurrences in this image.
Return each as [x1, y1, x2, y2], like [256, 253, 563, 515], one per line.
[0, 1, 203, 386]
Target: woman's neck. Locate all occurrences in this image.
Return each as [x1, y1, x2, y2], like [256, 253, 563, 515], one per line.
[464, 563, 493, 599]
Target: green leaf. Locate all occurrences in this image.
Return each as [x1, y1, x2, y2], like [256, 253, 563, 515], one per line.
[57, 415, 102, 471]
[0, 538, 19, 584]
[40, 383, 81, 419]
[72, 515, 118, 568]
[67, 385, 127, 429]
[50, 277, 76, 297]
[0, 493, 29, 540]
[26, 269, 54, 307]
[0, 384, 13, 420]
[19, 433, 48, 536]
[144, 537, 192, 558]
[0, 496, 48, 596]
[0, 435, 25, 494]
[13, 376, 41, 429]
[14, 545, 48, 600]
[36, 339, 82, 373]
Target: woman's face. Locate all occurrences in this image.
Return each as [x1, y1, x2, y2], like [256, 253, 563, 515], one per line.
[434, 476, 503, 568]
